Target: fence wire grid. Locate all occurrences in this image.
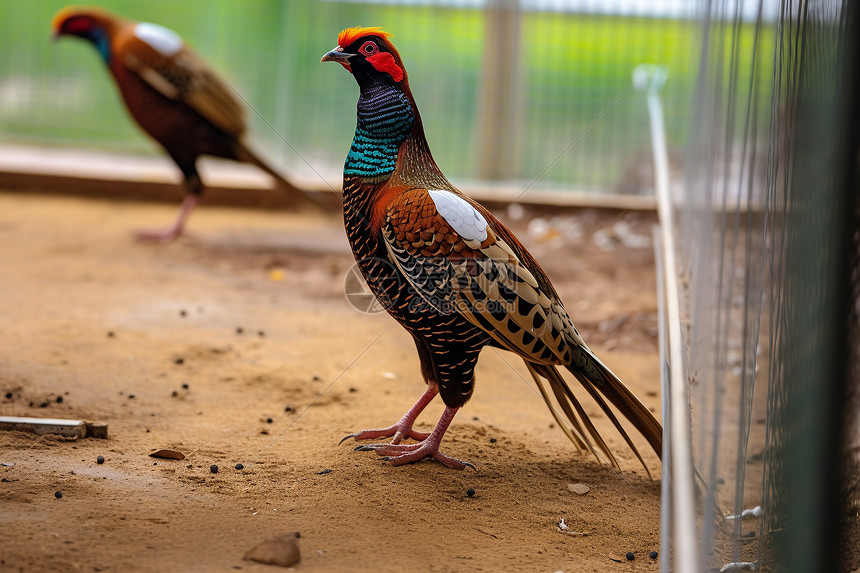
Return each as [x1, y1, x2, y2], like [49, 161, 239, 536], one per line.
[674, 0, 859, 571]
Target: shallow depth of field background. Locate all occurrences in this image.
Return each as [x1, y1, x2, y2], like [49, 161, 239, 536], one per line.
[0, 0, 769, 193]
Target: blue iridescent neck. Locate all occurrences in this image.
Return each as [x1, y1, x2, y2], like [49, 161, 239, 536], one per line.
[344, 82, 414, 179]
[87, 28, 111, 63]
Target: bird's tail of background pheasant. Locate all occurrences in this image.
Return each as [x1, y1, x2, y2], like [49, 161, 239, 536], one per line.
[525, 346, 662, 477]
[233, 140, 327, 210]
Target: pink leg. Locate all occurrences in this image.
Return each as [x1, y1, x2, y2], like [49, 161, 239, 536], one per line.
[340, 384, 438, 445]
[371, 407, 473, 470]
[136, 194, 199, 242]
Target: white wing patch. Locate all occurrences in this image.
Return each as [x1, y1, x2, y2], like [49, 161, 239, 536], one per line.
[428, 190, 488, 243]
[134, 22, 184, 56]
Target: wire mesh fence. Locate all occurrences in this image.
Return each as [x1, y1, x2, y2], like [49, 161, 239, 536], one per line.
[1, 0, 695, 194]
[673, 0, 858, 571]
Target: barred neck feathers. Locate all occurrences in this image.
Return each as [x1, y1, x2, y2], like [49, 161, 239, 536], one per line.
[345, 82, 414, 179]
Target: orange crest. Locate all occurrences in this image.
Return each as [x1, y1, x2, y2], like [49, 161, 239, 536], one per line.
[337, 26, 392, 49]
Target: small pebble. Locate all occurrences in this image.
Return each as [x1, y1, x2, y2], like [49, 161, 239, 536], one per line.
[650, 551, 659, 559]
[174, 358, 184, 365]
[54, 491, 63, 499]
[257, 330, 265, 337]
[284, 405, 293, 412]
[107, 331, 115, 338]
[266, 418, 273, 424]
[312, 375, 320, 381]
[182, 383, 189, 389]
[39, 402, 49, 408]
[349, 387, 357, 393]
[179, 309, 187, 317]
[210, 465, 219, 474]
[235, 463, 244, 470]
[472, 416, 479, 421]
[316, 468, 333, 475]
[171, 391, 178, 397]
[5, 392, 12, 399]
[489, 437, 497, 443]
[236, 327, 244, 334]
[55, 396, 63, 403]
[128, 394, 135, 400]
[97, 455, 105, 465]
[626, 552, 635, 561]
[466, 488, 476, 498]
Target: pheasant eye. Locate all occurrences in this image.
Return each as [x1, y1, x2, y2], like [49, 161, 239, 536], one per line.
[360, 41, 377, 55]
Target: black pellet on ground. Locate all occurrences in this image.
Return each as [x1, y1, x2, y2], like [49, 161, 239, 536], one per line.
[316, 468, 332, 475]
[54, 491, 62, 499]
[210, 465, 219, 474]
[236, 327, 243, 334]
[174, 358, 184, 365]
[626, 552, 635, 561]
[107, 331, 115, 338]
[266, 418, 273, 424]
[171, 391, 178, 397]
[349, 387, 357, 393]
[650, 551, 658, 559]
[489, 437, 497, 443]
[466, 488, 475, 498]
[39, 402, 48, 408]
[257, 330, 265, 337]
[235, 463, 244, 470]
[97, 455, 105, 464]
[179, 309, 187, 317]
[284, 405, 293, 412]
[312, 375, 320, 381]
[182, 383, 189, 389]
[4, 392, 12, 399]
[128, 395, 135, 399]
[55, 396, 63, 403]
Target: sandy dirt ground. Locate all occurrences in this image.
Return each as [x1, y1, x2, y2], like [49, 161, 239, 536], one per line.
[0, 190, 664, 572]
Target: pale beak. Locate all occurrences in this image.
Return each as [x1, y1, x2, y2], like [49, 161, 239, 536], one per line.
[320, 46, 355, 63]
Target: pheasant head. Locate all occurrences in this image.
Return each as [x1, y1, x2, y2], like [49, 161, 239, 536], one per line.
[322, 27, 448, 189]
[52, 7, 125, 62]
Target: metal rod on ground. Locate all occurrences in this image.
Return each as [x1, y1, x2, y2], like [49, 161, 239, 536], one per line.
[635, 64, 698, 573]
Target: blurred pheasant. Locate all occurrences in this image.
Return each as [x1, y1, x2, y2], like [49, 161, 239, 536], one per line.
[322, 27, 662, 471]
[52, 7, 318, 242]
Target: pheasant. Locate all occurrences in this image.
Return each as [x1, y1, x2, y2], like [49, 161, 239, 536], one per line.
[322, 27, 662, 471]
[52, 7, 318, 242]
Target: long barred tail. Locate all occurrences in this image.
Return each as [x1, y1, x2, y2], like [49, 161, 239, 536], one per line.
[524, 347, 662, 476]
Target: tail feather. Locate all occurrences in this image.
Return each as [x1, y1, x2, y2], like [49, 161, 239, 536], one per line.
[525, 346, 663, 476]
[233, 140, 328, 211]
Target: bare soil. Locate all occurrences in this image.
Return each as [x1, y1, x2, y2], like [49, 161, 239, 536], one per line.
[0, 191, 663, 572]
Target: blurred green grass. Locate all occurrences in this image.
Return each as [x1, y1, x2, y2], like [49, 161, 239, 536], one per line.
[0, 1, 772, 190]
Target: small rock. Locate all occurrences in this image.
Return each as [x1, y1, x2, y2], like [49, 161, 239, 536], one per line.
[650, 551, 659, 559]
[4, 392, 11, 399]
[316, 468, 332, 475]
[179, 309, 187, 317]
[236, 327, 244, 334]
[235, 463, 244, 470]
[626, 552, 635, 561]
[210, 465, 219, 474]
[128, 394, 135, 400]
[568, 483, 590, 495]
[466, 488, 476, 498]
[39, 402, 49, 408]
[489, 437, 497, 443]
[97, 455, 105, 465]
[55, 396, 63, 403]
[54, 491, 63, 499]
[174, 358, 184, 365]
[266, 418, 273, 424]
[182, 383, 189, 389]
[243, 533, 301, 567]
[284, 405, 293, 412]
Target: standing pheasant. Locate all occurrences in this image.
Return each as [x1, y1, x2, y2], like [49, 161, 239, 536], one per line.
[52, 7, 318, 242]
[322, 27, 662, 470]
